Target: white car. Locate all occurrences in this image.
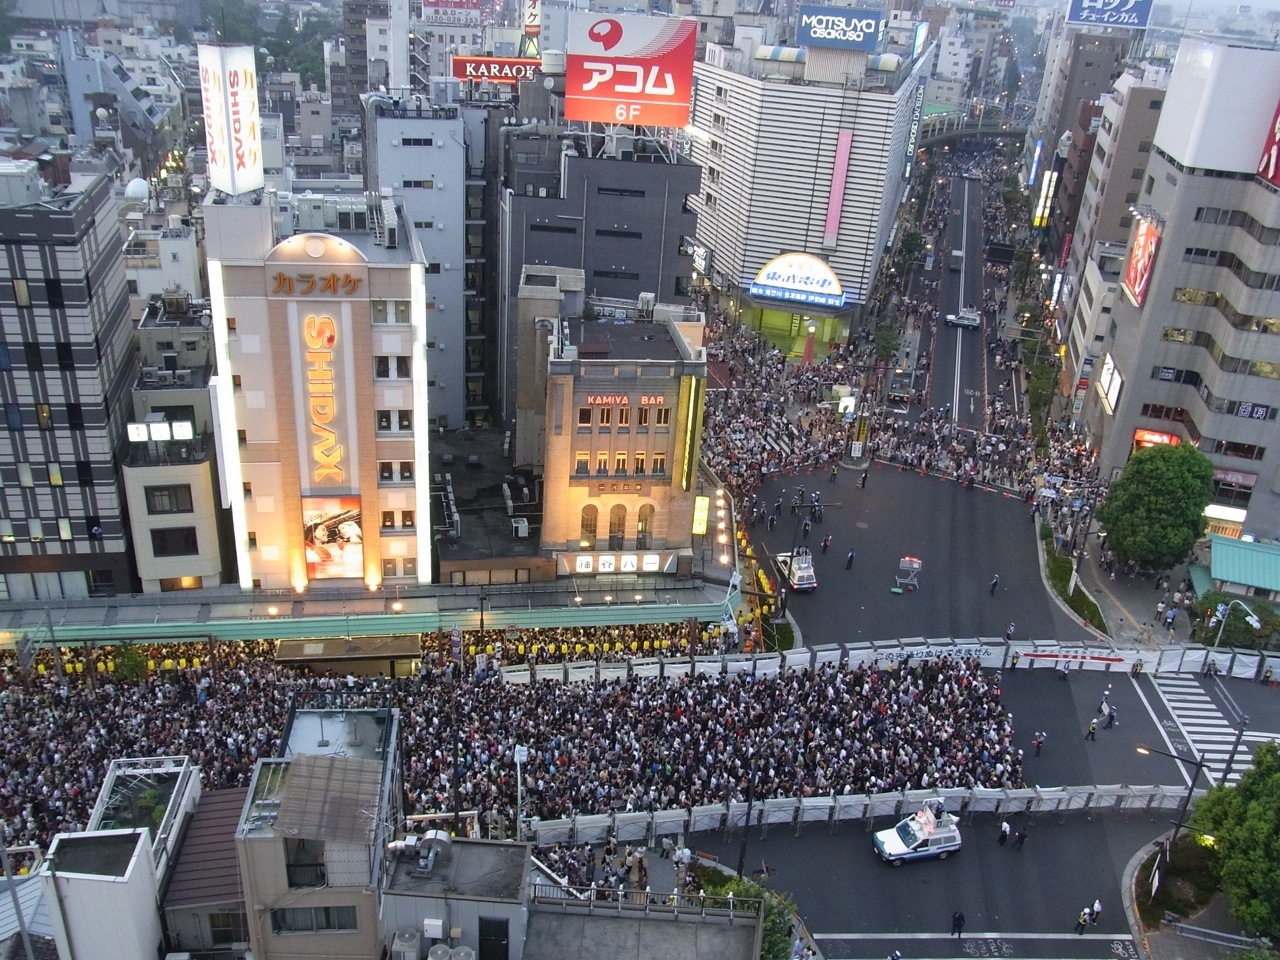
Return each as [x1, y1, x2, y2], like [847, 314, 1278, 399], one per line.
[945, 309, 982, 329]
[873, 806, 962, 866]
[776, 549, 817, 592]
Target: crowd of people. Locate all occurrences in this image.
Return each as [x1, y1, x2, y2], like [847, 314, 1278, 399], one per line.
[0, 645, 1019, 862]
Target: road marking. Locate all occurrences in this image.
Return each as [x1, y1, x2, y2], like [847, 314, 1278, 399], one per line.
[1150, 676, 1260, 784]
[1127, 675, 1191, 784]
[953, 330, 964, 420]
[815, 934, 1126, 940]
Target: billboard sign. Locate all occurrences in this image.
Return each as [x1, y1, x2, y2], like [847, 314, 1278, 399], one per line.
[912, 21, 928, 59]
[422, 0, 480, 26]
[565, 14, 697, 127]
[749, 253, 846, 308]
[1257, 94, 1280, 189]
[904, 79, 925, 164]
[522, 0, 541, 36]
[198, 45, 263, 196]
[992, 0, 1015, 8]
[302, 497, 364, 580]
[1065, 0, 1153, 28]
[452, 56, 541, 84]
[1121, 217, 1161, 307]
[796, 6, 885, 52]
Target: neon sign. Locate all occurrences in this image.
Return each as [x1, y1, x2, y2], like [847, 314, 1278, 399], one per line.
[304, 315, 344, 483]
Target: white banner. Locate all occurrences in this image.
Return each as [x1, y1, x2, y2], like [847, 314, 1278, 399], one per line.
[782, 648, 812, 670]
[1230, 651, 1260, 679]
[614, 812, 649, 842]
[800, 796, 834, 822]
[689, 804, 724, 833]
[763, 798, 798, 825]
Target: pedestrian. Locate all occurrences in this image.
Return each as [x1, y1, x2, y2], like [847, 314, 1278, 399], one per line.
[1060, 663, 1070, 681]
[1262, 666, 1273, 685]
[1032, 731, 1045, 756]
[661, 837, 673, 859]
[860, 470, 868, 488]
[951, 911, 965, 938]
[1013, 829, 1027, 851]
[768, 514, 777, 531]
[998, 820, 1010, 845]
[802, 518, 812, 538]
[830, 465, 838, 483]
[990, 574, 1000, 597]
[846, 549, 856, 570]
[1164, 609, 1177, 632]
[1105, 705, 1117, 729]
[821, 535, 832, 554]
[1085, 718, 1097, 740]
[1004, 622, 1015, 642]
[1091, 899, 1102, 924]
[1010, 651, 1020, 669]
[1075, 907, 1092, 934]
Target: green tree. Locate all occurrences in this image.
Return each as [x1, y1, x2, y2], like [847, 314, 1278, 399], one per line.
[1095, 444, 1213, 571]
[1193, 741, 1280, 935]
[873, 324, 901, 363]
[114, 641, 148, 681]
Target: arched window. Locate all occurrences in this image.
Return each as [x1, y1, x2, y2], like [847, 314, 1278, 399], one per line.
[579, 504, 598, 551]
[608, 504, 627, 550]
[636, 503, 655, 549]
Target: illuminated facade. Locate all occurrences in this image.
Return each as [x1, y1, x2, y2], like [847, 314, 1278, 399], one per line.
[204, 191, 433, 591]
[515, 266, 708, 576]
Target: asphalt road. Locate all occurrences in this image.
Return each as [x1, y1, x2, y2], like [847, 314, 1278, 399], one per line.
[754, 467, 1091, 645]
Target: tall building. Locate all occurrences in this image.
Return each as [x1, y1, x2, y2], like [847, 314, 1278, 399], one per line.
[0, 161, 136, 599]
[1046, 99, 1102, 269]
[687, 32, 930, 344]
[1081, 39, 1280, 539]
[337, 0, 390, 121]
[204, 189, 434, 591]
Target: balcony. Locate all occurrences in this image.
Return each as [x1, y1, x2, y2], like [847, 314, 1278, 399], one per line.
[286, 863, 327, 888]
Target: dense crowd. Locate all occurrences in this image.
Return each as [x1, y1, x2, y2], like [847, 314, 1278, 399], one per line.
[0, 647, 1018, 861]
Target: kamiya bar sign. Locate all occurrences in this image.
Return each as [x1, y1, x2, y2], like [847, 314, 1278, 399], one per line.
[452, 56, 541, 84]
[586, 394, 665, 405]
[304, 315, 344, 483]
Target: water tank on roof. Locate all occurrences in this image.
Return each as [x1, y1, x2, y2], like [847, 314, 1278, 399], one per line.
[869, 53, 902, 71]
[541, 50, 566, 75]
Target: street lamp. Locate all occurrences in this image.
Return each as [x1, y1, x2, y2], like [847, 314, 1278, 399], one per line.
[1136, 744, 1208, 850]
[1212, 598, 1261, 647]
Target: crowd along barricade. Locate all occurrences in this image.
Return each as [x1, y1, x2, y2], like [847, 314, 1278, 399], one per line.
[528, 782, 1198, 849]
[565, 660, 596, 684]
[600, 660, 630, 684]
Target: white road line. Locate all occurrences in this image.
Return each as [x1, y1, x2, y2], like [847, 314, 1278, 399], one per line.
[813, 933, 1130, 940]
[1129, 675, 1191, 785]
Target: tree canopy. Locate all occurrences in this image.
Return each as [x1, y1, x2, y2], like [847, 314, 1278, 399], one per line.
[1095, 443, 1213, 571]
[1192, 741, 1280, 935]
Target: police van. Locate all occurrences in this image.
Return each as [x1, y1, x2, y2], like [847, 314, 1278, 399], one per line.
[873, 804, 962, 866]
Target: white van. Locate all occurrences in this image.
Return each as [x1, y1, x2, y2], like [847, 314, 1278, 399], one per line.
[873, 805, 962, 866]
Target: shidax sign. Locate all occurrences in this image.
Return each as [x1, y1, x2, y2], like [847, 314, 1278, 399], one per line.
[796, 6, 885, 52]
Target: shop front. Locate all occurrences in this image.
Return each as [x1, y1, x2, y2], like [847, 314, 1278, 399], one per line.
[737, 253, 855, 357]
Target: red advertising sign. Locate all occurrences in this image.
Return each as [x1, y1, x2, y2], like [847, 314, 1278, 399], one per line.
[565, 14, 697, 127]
[1258, 95, 1280, 188]
[1121, 217, 1160, 307]
[452, 57, 541, 84]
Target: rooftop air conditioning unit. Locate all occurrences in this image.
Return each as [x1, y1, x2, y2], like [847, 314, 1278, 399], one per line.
[157, 370, 174, 385]
[175, 369, 193, 385]
[142, 366, 159, 383]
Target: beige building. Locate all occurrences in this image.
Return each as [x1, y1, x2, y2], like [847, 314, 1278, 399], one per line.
[205, 190, 433, 591]
[514, 267, 707, 577]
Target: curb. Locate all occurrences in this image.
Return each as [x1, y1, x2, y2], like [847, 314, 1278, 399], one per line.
[1122, 830, 1171, 960]
[1034, 522, 1112, 645]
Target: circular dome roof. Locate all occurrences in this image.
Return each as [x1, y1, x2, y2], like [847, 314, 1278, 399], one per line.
[123, 177, 149, 200]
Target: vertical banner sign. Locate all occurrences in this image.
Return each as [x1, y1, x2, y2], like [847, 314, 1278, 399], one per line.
[522, 0, 541, 36]
[197, 45, 264, 196]
[1258, 94, 1280, 188]
[1121, 218, 1160, 307]
[565, 14, 697, 127]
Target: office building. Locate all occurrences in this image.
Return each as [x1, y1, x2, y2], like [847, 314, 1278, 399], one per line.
[204, 188, 433, 591]
[0, 161, 135, 599]
[1081, 40, 1280, 539]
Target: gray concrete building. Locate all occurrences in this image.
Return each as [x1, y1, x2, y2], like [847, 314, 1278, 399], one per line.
[1081, 39, 1280, 540]
[0, 161, 136, 599]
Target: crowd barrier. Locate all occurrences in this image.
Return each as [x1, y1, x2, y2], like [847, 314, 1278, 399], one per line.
[528, 784, 1188, 848]
[500, 637, 1280, 685]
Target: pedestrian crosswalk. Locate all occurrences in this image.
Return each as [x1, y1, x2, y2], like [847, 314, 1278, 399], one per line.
[1151, 676, 1251, 785]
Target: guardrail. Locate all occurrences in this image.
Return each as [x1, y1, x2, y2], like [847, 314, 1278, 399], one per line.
[1164, 921, 1270, 950]
[528, 881, 763, 921]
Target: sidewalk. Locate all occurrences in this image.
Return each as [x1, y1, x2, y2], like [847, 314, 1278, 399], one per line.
[1073, 548, 1194, 648]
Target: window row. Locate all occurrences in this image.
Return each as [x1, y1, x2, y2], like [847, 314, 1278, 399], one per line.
[1160, 328, 1280, 380]
[574, 451, 667, 477]
[270, 905, 357, 934]
[579, 502, 655, 550]
[1194, 206, 1280, 245]
[577, 406, 670, 428]
[378, 461, 415, 482]
[4, 402, 89, 431]
[6, 460, 95, 487]
[1149, 367, 1277, 420]
[380, 509, 416, 530]
[1171, 287, 1280, 336]
[374, 355, 412, 379]
[0, 341, 81, 370]
[370, 300, 411, 324]
[0, 517, 76, 541]
[1139, 403, 1267, 461]
[9, 278, 65, 308]
[375, 409, 414, 432]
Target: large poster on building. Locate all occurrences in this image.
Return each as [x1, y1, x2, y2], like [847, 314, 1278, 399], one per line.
[1258, 94, 1280, 188]
[1121, 217, 1161, 307]
[303, 497, 364, 580]
[1065, 0, 1153, 28]
[198, 45, 263, 196]
[565, 14, 697, 127]
[422, 0, 480, 26]
[795, 6, 885, 52]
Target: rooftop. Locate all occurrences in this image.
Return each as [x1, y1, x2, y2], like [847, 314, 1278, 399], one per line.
[48, 831, 143, 878]
[566, 317, 684, 363]
[240, 752, 387, 842]
[162, 787, 247, 909]
[523, 912, 758, 960]
[282, 708, 395, 763]
[387, 837, 528, 901]
[1209, 534, 1280, 593]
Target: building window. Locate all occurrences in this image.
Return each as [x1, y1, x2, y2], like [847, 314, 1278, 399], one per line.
[76, 461, 94, 486]
[35, 404, 52, 429]
[48, 463, 62, 486]
[0, 520, 13, 542]
[12, 279, 29, 307]
[578, 408, 592, 427]
[270, 906, 357, 934]
[45, 280, 63, 307]
[58, 518, 73, 541]
[151, 527, 198, 557]
[652, 453, 667, 475]
[614, 452, 627, 476]
[618, 407, 631, 427]
[638, 408, 650, 428]
[24, 343, 42, 370]
[4, 404, 19, 431]
[608, 504, 627, 550]
[28, 519, 43, 542]
[398, 410, 412, 431]
[397, 356, 411, 379]
[402, 510, 415, 528]
[17, 463, 33, 487]
[146, 484, 193, 514]
[633, 453, 646, 476]
[596, 452, 609, 476]
[403, 557, 417, 577]
[209, 912, 249, 946]
[575, 451, 589, 476]
[380, 462, 394, 481]
[376, 410, 392, 431]
[399, 462, 414, 481]
[382, 511, 395, 529]
[655, 408, 671, 427]
[637, 503, 654, 549]
[580, 504, 598, 549]
[383, 558, 399, 578]
[598, 408, 612, 427]
[375, 355, 391, 378]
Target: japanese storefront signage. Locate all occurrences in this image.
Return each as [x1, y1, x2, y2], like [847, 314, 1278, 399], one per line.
[557, 551, 679, 575]
[749, 252, 847, 308]
[198, 44, 263, 196]
[271, 272, 364, 297]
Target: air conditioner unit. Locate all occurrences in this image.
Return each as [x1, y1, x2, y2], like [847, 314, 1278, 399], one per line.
[142, 366, 159, 383]
[175, 369, 193, 385]
[157, 370, 174, 385]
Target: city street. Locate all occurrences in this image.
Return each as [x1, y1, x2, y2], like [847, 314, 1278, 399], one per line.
[753, 466, 1092, 644]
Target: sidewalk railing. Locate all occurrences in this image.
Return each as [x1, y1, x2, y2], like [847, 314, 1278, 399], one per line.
[500, 636, 1280, 685]
[528, 881, 763, 922]
[1163, 921, 1270, 951]
[528, 785, 1191, 849]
